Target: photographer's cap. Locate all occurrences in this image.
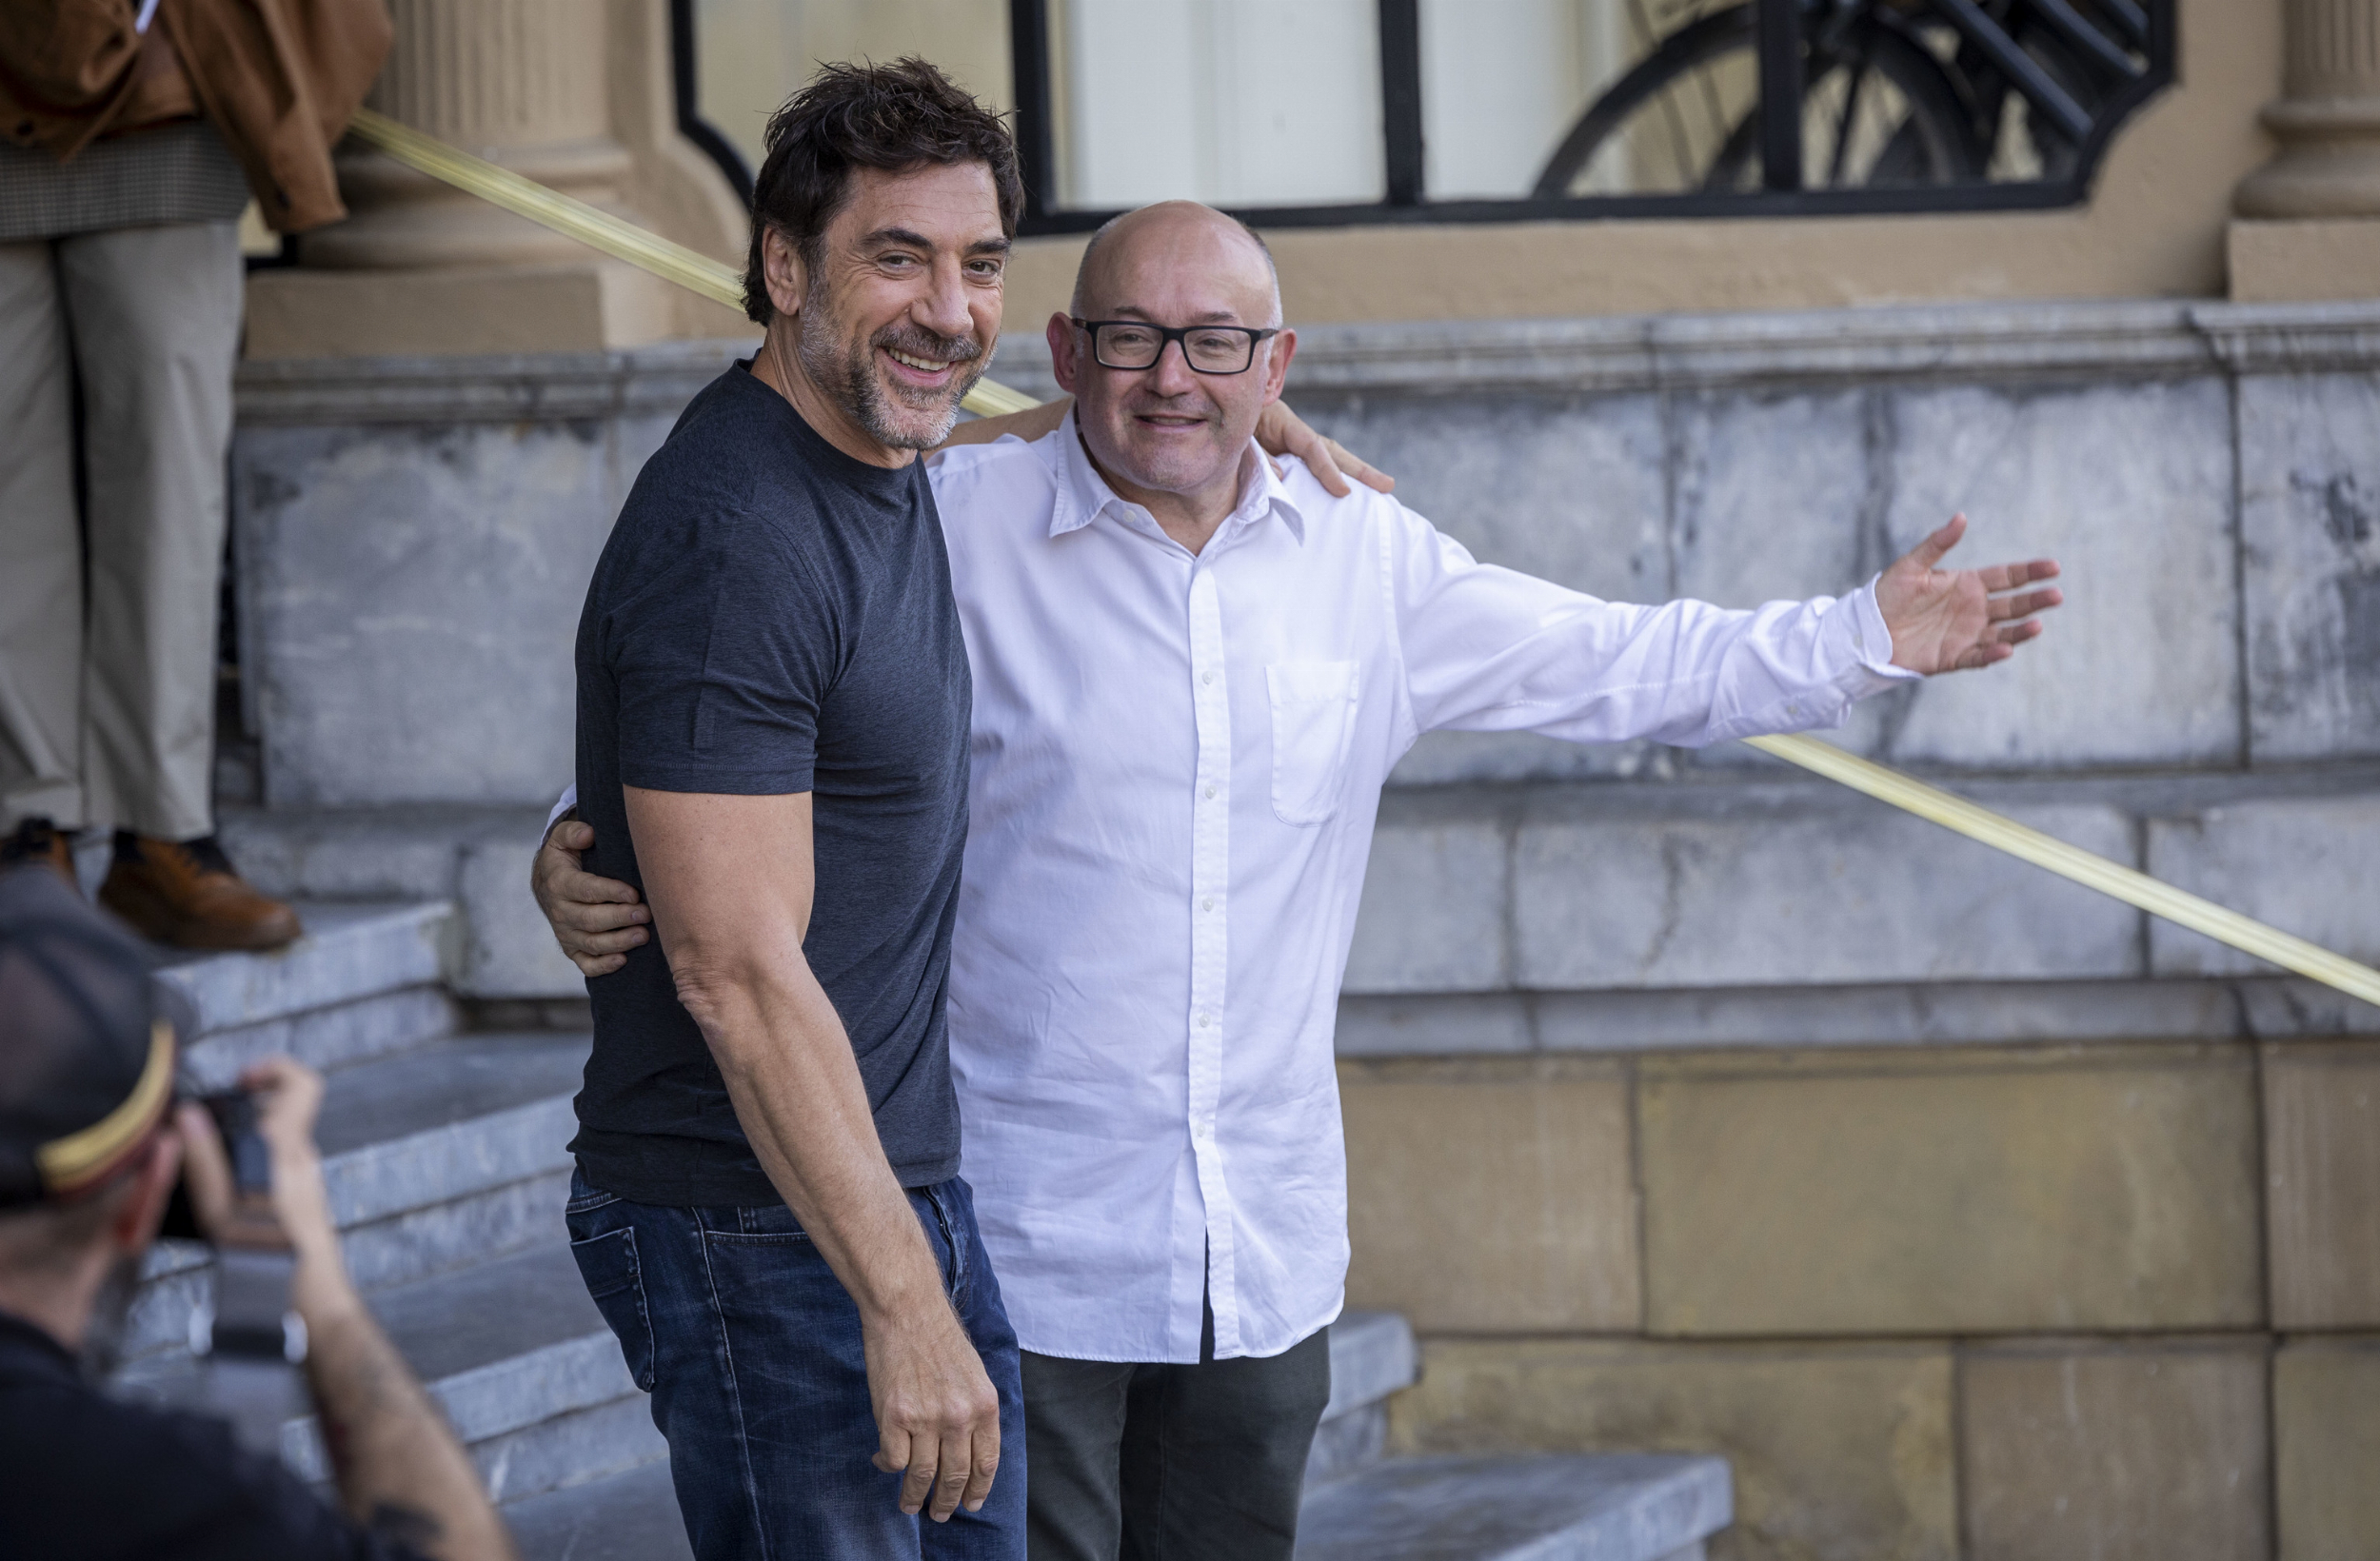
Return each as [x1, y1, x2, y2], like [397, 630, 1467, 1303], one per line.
[0, 865, 188, 1208]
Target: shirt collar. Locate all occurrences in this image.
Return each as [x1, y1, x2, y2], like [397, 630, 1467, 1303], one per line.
[1047, 407, 1307, 547]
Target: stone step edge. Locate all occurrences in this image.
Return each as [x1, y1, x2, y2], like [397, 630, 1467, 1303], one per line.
[1294, 1452, 1733, 1561]
[156, 900, 454, 1037]
[1323, 1311, 1415, 1423]
[134, 1084, 577, 1289]
[502, 1449, 1735, 1561]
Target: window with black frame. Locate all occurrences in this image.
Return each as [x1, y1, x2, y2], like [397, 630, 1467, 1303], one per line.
[672, 0, 2173, 232]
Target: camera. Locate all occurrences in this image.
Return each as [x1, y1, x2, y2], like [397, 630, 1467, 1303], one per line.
[158, 1087, 272, 1241]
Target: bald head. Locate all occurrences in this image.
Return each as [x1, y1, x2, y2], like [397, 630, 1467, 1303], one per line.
[1070, 201, 1280, 326]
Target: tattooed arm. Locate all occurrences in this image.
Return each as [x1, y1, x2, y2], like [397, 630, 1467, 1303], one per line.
[182, 1059, 517, 1560]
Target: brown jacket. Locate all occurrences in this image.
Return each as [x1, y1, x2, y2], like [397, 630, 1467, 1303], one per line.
[0, 0, 391, 232]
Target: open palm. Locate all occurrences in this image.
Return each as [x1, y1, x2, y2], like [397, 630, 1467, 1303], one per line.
[1875, 515, 2063, 675]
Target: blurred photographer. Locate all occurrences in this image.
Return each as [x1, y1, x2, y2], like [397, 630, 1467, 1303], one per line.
[0, 865, 515, 1561]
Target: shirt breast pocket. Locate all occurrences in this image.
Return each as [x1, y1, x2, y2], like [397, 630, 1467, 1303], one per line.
[1266, 661, 1360, 826]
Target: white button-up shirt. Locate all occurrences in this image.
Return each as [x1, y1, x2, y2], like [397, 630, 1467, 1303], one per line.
[928, 415, 1913, 1363]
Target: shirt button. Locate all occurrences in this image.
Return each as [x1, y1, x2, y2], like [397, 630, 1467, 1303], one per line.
[1203, 784, 1217, 800]
[1201, 670, 1217, 685]
[1197, 1013, 1213, 1028]
[1201, 897, 1215, 912]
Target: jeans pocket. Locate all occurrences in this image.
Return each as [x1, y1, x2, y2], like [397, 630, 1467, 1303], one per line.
[569, 1226, 657, 1393]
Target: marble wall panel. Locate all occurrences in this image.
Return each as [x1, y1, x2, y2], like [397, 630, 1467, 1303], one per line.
[236, 421, 619, 807]
[1342, 799, 1510, 995]
[1880, 380, 2240, 768]
[1510, 794, 2141, 989]
[1669, 387, 1910, 769]
[2238, 370, 2380, 761]
[2145, 795, 2380, 975]
[1300, 392, 1670, 786]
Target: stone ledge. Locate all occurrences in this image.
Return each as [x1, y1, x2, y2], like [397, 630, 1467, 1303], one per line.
[228, 300, 2380, 428]
[1337, 975, 2378, 1055]
[989, 297, 2380, 399]
[233, 335, 752, 425]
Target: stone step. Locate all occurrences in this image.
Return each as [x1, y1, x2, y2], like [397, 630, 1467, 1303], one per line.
[285, 1240, 655, 1502]
[1310, 1310, 1418, 1485]
[504, 1310, 1422, 1559]
[504, 1449, 1733, 1560]
[127, 1240, 657, 1508]
[1294, 1453, 1732, 1561]
[217, 805, 584, 1001]
[158, 900, 458, 1086]
[310, 1030, 585, 1235]
[506, 1453, 684, 1561]
[123, 1032, 588, 1365]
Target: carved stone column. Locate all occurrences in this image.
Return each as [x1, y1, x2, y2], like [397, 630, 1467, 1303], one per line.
[247, 0, 747, 357]
[304, 0, 633, 269]
[2231, 0, 2380, 300]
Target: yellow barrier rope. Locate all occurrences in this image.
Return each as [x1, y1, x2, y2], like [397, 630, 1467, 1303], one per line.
[343, 107, 2380, 1010]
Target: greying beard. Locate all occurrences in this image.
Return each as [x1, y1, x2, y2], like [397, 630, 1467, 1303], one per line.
[798, 312, 985, 452]
[79, 1250, 142, 1382]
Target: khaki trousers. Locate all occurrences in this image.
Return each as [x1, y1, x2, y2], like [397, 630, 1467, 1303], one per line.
[0, 221, 242, 840]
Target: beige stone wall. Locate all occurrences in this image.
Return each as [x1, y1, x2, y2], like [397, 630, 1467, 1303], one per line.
[1343, 1037, 2380, 1560]
[1002, 0, 2290, 328]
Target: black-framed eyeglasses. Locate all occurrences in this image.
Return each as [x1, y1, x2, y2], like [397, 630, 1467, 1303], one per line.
[1071, 318, 1280, 375]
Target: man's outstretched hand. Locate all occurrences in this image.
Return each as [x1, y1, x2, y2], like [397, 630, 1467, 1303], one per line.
[1876, 514, 2063, 675]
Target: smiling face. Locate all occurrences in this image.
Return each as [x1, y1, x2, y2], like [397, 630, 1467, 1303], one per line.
[766, 160, 1009, 457]
[1051, 203, 1293, 509]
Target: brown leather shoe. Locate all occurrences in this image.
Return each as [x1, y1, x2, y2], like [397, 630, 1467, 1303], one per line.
[99, 833, 303, 952]
[1, 818, 77, 888]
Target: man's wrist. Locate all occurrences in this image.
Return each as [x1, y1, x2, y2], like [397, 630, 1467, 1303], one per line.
[852, 1254, 960, 1334]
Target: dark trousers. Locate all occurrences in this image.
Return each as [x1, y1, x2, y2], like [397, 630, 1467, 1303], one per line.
[1021, 1301, 1331, 1561]
[565, 1169, 1027, 1561]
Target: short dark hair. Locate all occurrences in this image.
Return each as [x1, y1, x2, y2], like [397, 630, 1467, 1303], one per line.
[742, 58, 1024, 326]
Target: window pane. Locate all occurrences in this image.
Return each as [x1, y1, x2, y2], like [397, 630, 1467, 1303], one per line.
[1420, 0, 1633, 199]
[1418, 0, 1751, 200]
[1051, 0, 1383, 209]
[694, 0, 1014, 175]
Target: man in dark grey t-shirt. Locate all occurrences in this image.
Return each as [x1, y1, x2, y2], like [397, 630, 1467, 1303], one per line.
[559, 62, 1024, 1561]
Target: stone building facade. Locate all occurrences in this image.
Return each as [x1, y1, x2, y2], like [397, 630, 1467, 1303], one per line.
[212, 2, 2380, 1557]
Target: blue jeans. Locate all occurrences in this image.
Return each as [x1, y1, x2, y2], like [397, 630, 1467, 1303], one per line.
[565, 1168, 1027, 1561]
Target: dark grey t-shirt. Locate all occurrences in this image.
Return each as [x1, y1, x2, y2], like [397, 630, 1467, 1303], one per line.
[570, 364, 970, 1204]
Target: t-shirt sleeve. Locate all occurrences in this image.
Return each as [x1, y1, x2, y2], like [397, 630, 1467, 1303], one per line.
[605, 517, 838, 796]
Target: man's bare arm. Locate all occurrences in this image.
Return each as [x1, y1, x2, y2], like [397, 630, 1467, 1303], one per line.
[180, 1062, 515, 1561]
[623, 786, 1000, 1521]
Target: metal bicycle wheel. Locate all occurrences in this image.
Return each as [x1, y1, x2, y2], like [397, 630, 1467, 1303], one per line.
[1534, 4, 1983, 198]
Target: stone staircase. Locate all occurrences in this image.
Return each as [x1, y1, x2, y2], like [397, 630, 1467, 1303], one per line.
[111, 899, 1729, 1561]
[115, 899, 663, 1507]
